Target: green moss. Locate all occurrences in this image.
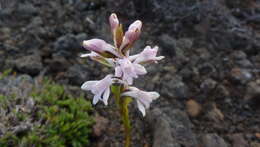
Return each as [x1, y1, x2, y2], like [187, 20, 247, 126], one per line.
[0, 69, 12, 80]
[0, 78, 94, 147]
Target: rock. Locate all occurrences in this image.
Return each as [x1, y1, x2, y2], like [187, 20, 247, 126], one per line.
[206, 103, 224, 122]
[244, 81, 260, 101]
[0, 75, 34, 97]
[65, 64, 90, 85]
[231, 50, 247, 60]
[176, 38, 193, 51]
[158, 34, 176, 56]
[93, 114, 109, 137]
[13, 54, 43, 76]
[235, 59, 253, 68]
[256, 133, 260, 139]
[161, 75, 189, 99]
[186, 99, 202, 117]
[53, 34, 83, 57]
[230, 68, 253, 84]
[147, 108, 198, 147]
[200, 133, 228, 147]
[250, 142, 260, 147]
[229, 134, 249, 147]
[16, 2, 38, 19]
[200, 78, 217, 92]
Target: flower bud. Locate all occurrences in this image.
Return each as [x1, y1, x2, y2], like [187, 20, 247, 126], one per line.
[83, 39, 119, 58]
[120, 20, 142, 55]
[109, 13, 119, 32]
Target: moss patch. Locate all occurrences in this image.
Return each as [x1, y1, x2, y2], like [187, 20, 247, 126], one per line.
[0, 78, 94, 147]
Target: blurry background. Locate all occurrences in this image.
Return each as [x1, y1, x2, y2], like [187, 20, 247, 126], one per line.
[0, 0, 260, 146]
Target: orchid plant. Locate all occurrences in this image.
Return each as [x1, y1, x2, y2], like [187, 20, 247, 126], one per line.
[80, 13, 164, 147]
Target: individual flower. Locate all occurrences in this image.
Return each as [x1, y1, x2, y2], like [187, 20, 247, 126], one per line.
[115, 58, 147, 85]
[120, 20, 142, 54]
[83, 39, 120, 58]
[81, 75, 113, 105]
[130, 46, 165, 64]
[122, 87, 160, 116]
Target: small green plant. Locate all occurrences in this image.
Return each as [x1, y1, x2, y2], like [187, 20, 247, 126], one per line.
[0, 78, 94, 147]
[0, 69, 12, 80]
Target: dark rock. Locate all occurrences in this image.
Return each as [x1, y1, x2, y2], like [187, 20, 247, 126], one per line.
[65, 64, 90, 85]
[147, 108, 198, 147]
[200, 133, 228, 147]
[205, 103, 224, 122]
[198, 63, 217, 76]
[244, 81, 260, 101]
[176, 38, 193, 52]
[53, 34, 83, 57]
[235, 59, 253, 68]
[200, 78, 217, 92]
[16, 3, 38, 19]
[13, 54, 43, 76]
[161, 75, 189, 99]
[230, 68, 253, 84]
[229, 134, 249, 147]
[158, 34, 176, 56]
[231, 51, 247, 60]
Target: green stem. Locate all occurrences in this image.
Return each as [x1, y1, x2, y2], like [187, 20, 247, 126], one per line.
[111, 85, 132, 147]
[120, 97, 132, 147]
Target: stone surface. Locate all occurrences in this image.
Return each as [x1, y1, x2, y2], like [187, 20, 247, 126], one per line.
[147, 107, 198, 147]
[229, 134, 249, 147]
[13, 54, 43, 76]
[186, 99, 202, 117]
[200, 133, 228, 147]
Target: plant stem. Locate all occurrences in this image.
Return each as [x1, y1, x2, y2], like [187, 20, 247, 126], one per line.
[120, 97, 132, 147]
[111, 85, 132, 147]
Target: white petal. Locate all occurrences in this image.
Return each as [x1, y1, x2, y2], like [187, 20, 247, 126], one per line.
[137, 100, 146, 116]
[147, 92, 160, 100]
[133, 64, 147, 75]
[121, 90, 139, 98]
[81, 81, 97, 90]
[102, 88, 110, 105]
[93, 93, 101, 105]
[115, 66, 122, 77]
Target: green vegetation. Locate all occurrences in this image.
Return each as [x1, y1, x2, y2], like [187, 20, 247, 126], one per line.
[0, 69, 12, 80]
[0, 79, 94, 147]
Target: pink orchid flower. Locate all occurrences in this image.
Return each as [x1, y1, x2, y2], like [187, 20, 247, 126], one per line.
[131, 46, 165, 64]
[115, 58, 147, 85]
[122, 87, 160, 116]
[81, 75, 113, 105]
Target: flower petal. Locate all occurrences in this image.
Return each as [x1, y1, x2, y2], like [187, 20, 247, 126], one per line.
[115, 66, 122, 77]
[81, 81, 97, 91]
[102, 87, 110, 105]
[93, 93, 102, 105]
[137, 100, 146, 116]
[133, 64, 147, 75]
